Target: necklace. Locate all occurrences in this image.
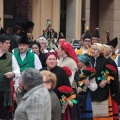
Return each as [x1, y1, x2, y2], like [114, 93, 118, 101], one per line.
[63, 56, 68, 61]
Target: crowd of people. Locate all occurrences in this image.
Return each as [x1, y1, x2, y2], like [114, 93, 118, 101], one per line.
[0, 20, 120, 120]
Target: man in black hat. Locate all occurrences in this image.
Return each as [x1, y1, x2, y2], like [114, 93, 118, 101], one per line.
[14, 32, 42, 72]
[76, 30, 92, 55]
[92, 28, 100, 44]
[0, 27, 21, 119]
[106, 37, 118, 60]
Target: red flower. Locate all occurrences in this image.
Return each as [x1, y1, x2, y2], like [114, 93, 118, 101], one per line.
[84, 66, 96, 73]
[105, 64, 116, 73]
[58, 86, 73, 93]
[62, 66, 72, 77]
[81, 67, 96, 78]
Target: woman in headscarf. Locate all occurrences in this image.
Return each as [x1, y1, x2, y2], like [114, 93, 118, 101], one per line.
[57, 41, 79, 120]
[91, 43, 113, 120]
[31, 40, 46, 67]
[40, 52, 71, 99]
[57, 41, 78, 85]
[102, 44, 120, 120]
[75, 54, 97, 120]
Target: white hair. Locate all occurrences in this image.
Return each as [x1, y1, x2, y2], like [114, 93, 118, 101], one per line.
[37, 37, 48, 46]
[103, 44, 112, 58]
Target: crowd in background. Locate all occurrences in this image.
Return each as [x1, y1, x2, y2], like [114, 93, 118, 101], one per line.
[0, 20, 120, 120]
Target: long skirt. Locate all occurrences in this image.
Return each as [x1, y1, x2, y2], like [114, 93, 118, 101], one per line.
[93, 92, 113, 120]
[70, 88, 81, 120]
[81, 92, 93, 120]
[112, 99, 119, 120]
[63, 106, 71, 120]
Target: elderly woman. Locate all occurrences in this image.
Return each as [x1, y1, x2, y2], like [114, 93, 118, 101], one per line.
[40, 70, 61, 120]
[32, 40, 46, 67]
[14, 68, 51, 120]
[40, 52, 71, 98]
[91, 43, 113, 120]
[103, 44, 120, 120]
[37, 36, 54, 53]
[75, 54, 97, 120]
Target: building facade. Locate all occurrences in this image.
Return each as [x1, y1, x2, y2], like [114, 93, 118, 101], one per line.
[0, 0, 119, 45]
[0, 0, 82, 41]
[85, 0, 120, 47]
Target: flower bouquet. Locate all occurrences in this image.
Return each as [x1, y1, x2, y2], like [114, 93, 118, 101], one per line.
[98, 64, 116, 83]
[77, 66, 96, 92]
[58, 86, 77, 113]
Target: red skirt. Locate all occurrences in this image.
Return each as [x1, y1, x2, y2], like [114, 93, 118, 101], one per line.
[112, 99, 119, 120]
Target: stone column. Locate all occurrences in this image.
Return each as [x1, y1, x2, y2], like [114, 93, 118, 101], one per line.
[32, 0, 60, 39]
[0, 0, 3, 27]
[66, 0, 82, 42]
[113, 0, 120, 49]
[99, 0, 114, 43]
[85, 0, 90, 28]
[32, 0, 41, 39]
[52, 0, 60, 34]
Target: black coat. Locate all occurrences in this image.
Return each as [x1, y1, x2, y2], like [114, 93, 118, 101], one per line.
[38, 52, 46, 67]
[40, 66, 71, 98]
[9, 34, 20, 53]
[91, 55, 109, 102]
[107, 57, 120, 104]
[49, 90, 61, 120]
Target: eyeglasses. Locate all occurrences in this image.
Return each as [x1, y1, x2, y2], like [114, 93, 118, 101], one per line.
[43, 80, 52, 84]
[84, 40, 91, 42]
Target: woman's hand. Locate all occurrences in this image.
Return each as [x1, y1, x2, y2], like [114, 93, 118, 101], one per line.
[99, 80, 107, 88]
[84, 79, 90, 86]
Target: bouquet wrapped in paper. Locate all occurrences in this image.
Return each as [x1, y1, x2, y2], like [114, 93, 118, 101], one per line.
[77, 66, 96, 92]
[58, 86, 77, 113]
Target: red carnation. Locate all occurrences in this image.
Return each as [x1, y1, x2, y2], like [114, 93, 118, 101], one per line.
[84, 66, 96, 73]
[58, 86, 73, 93]
[62, 66, 72, 77]
[81, 66, 96, 78]
[105, 64, 116, 73]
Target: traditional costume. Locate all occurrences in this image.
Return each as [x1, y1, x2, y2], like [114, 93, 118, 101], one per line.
[106, 37, 118, 60]
[58, 41, 78, 85]
[57, 41, 80, 120]
[14, 32, 42, 72]
[76, 30, 92, 55]
[92, 28, 101, 44]
[75, 54, 97, 120]
[0, 28, 20, 119]
[91, 43, 113, 120]
[102, 44, 120, 120]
